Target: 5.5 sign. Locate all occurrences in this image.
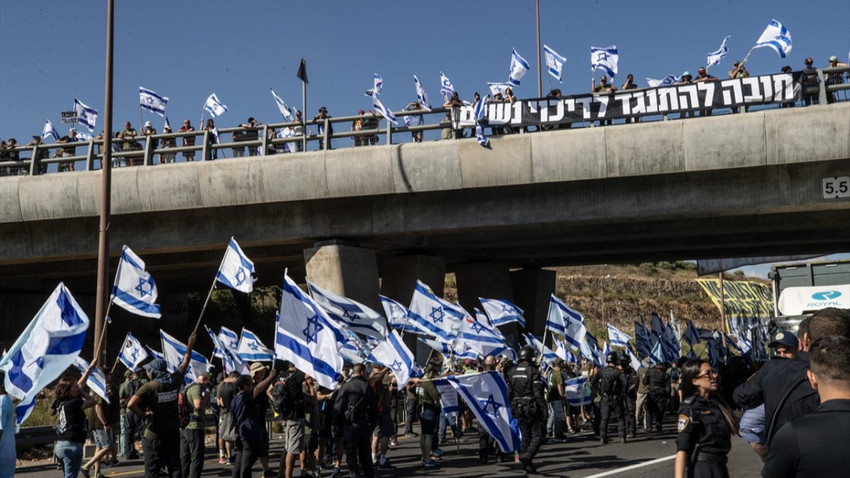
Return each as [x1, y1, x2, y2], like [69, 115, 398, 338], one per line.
[822, 177, 849, 199]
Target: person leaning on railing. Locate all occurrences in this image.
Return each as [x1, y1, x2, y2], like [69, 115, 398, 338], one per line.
[826, 55, 848, 104]
[159, 124, 176, 164]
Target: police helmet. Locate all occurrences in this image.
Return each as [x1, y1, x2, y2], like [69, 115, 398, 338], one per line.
[606, 352, 619, 364]
[619, 355, 630, 368]
[518, 346, 537, 362]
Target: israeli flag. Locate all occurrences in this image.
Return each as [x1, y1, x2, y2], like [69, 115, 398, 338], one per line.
[117, 332, 149, 371]
[475, 124, 489, 147]
[216, 237, 256, 293]
[237, 328, 274, 362]
[508, 48, 531, 87]
[270, 89, 293, 121]
[413, 75, 431, 110]
[139, 87, 168, 116]
[307, 280, 389, 339]
[553, 336, 573, 363]
[43, 120, 60, 141]
[418, 337, 478, 360]
[217, 326, 239, 357]
[480, 298, 525, 328]
[204, 93, 228, 118]
[439, 72, 455, 98]
[753, 20, 792, 58]
[625, 346, 642, 370]
[0, 283, 89, 430]
[74, 98, 98, 132]
[591, 45, 619, 78]
[72, 357, 109, 404]
[372, 96, 398, 124]
[456, 315, 510, 359]
[646, 75, 680, 87]
[111, 245, 161, 318]
[447, 371, 521, 453]
[275, 273, 344, 390]
[75, 131, 92, 141]
[160, 330, 211, 383]
[205, 325, 247, 375]
[565, 376, 591, 407]
[373, 73, 383, 96]
[146, 346, 164, 361]
[369, 329, 419, 390]
[433, 378, 460, 421]
[340, 340, 368, 364]
[409, 280, 463, 341]
[606, 323, 632, 348]
[380, 295, 421, 333]
[546, 295, 587, 349]
[543, 44, 567, 82]
[706, 35, 731, 68]
[486, 82, 510, 97]
[523, 333, 558, 365]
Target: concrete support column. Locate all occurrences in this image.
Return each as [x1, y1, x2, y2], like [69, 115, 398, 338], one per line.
[380, 255, 446, 365]
[510, 268, 556, 339]
[455, 262, 519, 348]
[303, 241, 381, 311]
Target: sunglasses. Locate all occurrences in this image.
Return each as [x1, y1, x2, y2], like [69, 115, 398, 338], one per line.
[695, 369, 718, 379]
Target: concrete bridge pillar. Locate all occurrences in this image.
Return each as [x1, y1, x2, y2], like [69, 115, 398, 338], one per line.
[510, 268, 556, 339]
[455, 262, 519, 348]
[303, 241, 381, 311]
[380, 255, 446, 365]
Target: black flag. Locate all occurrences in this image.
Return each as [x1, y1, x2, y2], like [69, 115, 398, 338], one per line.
[296, 58, 308, 84]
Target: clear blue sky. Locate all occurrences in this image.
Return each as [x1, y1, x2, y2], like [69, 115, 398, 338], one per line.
[2, 0, 848, 143]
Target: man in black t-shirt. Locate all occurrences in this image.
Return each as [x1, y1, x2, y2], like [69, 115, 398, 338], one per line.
[217, 372, 240, 465]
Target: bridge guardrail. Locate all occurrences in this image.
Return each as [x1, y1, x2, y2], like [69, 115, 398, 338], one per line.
[1, 67, 847, 177]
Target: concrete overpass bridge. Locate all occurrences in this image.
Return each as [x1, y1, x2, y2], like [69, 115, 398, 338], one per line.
[1, 103, 848, 337]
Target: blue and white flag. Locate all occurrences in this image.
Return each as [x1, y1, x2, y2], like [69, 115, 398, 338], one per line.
[649, 340, 666, 365]
[508, 48, 530, 87]
[111, 245, 161, 318]
[625, 346, 642, 370]
[439, 72, 455, 98]
[546, 295, 587, 349]
[117, 332, 149, 371]
[75, 131, 92, 141]
[270, 89, 293, 121]
[591, 45, 619, 78]
[43, 120, 60, 141]
[553, 336, 574, 363]
[373, 73, 383, 96]
[308, 280, 389, 339]
[634, 319, 652, 358]
[565, 376, 591, 407]
[418, 337, 478, 360]
[543, 44, 567, 82]
[74, 98, 98, 132]
[275, 273, 344, 390]
[408, 280, 463, 341]
[706, 35, 731, 68]
[139, 87, 168, 116]
[72, 357, 109, 404]
[0, 284, 89, 429]
[160, 329, 211, 383]
[523, 333, 558, 365]
[146, 346, 164, 361]
[475, 124, 489, 147]
[237, 328, 274, 362]
[369, 329, 418, 390]
[447, 371, 521, 453]
[413, 75, 431, 111]
[753, 20, 792, 59]
[205, 325, 247, 374]
[372, 96, 397, 125]
[646, 75, 680, 87]
[217, 326, 239, 357]
[683, 320, 701, 346]
[487, 82, 511, 97]
[456, 315, 511, 359]
[379, 295, 424, 333]
[216, 237, 256, 293]
[607, 323, 632, 348]
[480, 298, 525, 328]
[204, 93, 228, 118]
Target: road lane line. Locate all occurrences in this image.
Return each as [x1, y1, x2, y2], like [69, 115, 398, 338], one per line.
[581, 454, 676, 477]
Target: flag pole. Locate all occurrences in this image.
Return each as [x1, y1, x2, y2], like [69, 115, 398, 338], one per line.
[535, 0, 542, 99]
[193, 248, 227, 336]
[109, 354, 120, 375]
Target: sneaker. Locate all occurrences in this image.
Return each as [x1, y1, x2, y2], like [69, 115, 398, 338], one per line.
[422, 459, 440, 468]
[225, 458, 235, 466]
[79, 467, 91, 478]
[376, 460, 395, 470]
[219, 457, 227, 464]
[389, 439, 399, 447]
[432, 448, 445, 457]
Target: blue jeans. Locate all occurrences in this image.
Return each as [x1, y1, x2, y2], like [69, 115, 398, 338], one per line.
[438, 410, 458, 442]
[54, 440, 83, 478]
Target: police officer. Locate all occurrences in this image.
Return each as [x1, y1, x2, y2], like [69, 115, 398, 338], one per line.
[508, 346, 547, 474]
[674, 360, 737, 478]
[592, 353, 627, 444]
[619, 356, 638, 439]
[333, 363, 378, 478]
[643, 361, 669, 433]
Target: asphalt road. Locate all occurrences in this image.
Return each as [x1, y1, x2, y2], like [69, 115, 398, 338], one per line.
[16, 414, 764, 478]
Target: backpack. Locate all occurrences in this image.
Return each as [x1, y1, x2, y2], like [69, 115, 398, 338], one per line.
[604, 369, 622, 395]
[177, 384, 195, 428]
[272, 374, 302, 418]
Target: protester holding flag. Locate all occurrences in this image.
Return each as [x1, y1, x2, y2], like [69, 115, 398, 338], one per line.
[80, 374, 120, 478]
[51, 360, 99, 478]
[230, 369, 275, 478]
[127, 332, 197, 478]
[413, 365, 442, 468]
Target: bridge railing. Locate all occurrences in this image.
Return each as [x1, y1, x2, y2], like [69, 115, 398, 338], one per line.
[1, 66, 848, 176]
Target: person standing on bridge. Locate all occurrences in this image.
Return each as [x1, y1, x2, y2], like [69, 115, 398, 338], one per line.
[674, 359, 738, 478]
